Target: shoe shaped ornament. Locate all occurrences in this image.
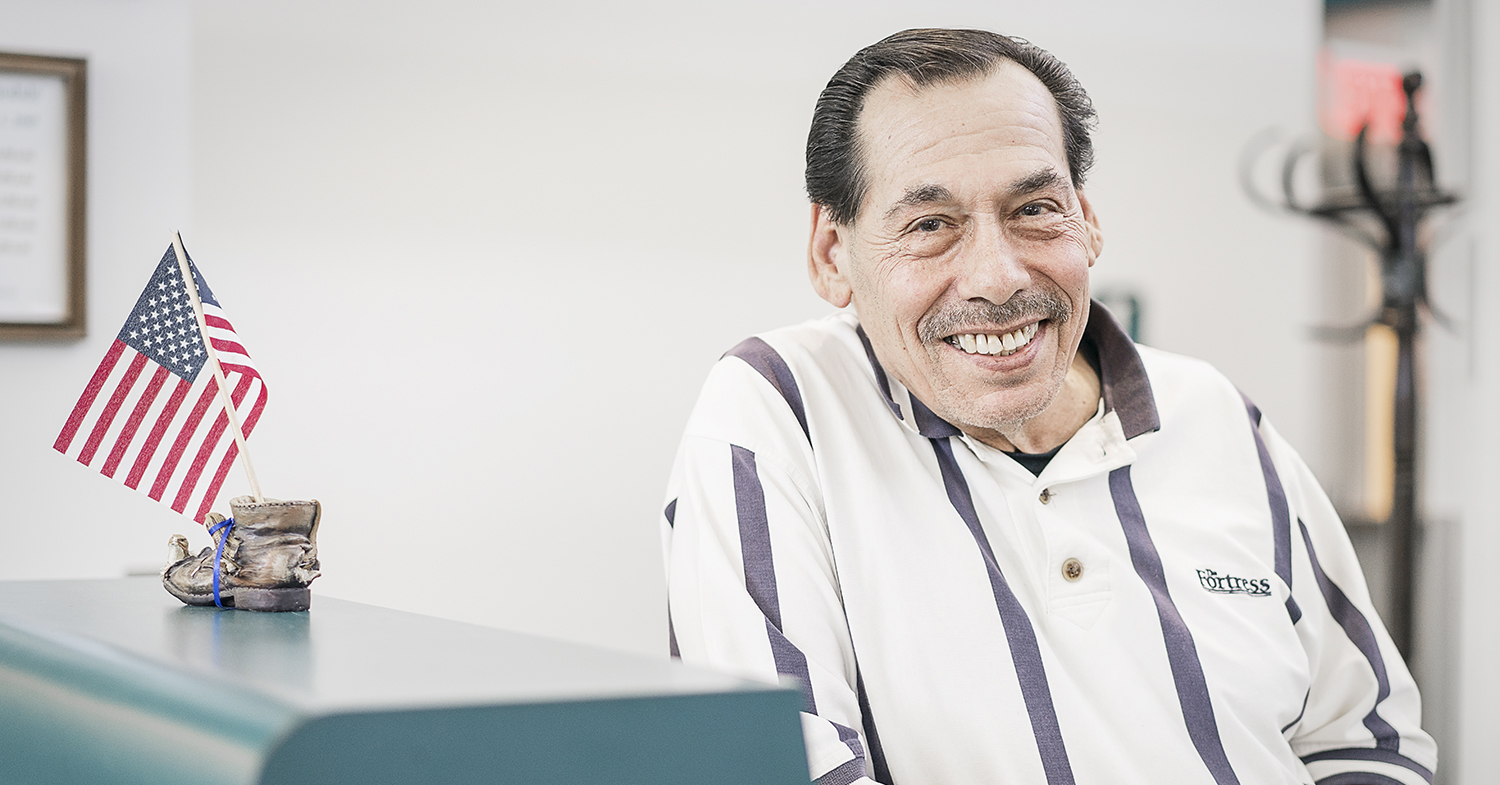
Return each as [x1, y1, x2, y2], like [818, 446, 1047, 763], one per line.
[162, 496, 322, 612]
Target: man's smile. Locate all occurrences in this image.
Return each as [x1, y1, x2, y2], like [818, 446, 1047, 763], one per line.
[943, 321, 1041, 356]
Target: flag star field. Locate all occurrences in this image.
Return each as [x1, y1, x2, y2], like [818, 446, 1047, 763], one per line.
[118, 258, 212, 380]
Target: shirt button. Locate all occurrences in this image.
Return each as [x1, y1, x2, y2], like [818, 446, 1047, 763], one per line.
[1039, 488, 1052, 504]
[1062, 558, 1084, 582]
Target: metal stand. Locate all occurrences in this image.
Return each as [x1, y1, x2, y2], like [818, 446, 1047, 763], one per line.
[1244, 73, 1458, 657]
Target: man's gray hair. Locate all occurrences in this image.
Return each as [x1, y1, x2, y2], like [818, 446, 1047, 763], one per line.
[805, 28, 1098, 225]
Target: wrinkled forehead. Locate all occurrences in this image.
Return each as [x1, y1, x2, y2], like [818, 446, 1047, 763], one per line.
[852, 61, 1069, 212]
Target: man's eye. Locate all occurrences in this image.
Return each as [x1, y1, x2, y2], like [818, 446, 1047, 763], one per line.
[899, 216, 959, 256]
[1019, 200, 1065, 218]
[915, 218, 945, 232]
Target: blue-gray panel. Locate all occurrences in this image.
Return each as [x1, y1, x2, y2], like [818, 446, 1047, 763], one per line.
[0, 578, 809, 785]
[261, 691, 807, 785]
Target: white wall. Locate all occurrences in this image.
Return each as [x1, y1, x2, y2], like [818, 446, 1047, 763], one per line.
[0, 1, 192, 575]
[1452, 0, 1500, 779]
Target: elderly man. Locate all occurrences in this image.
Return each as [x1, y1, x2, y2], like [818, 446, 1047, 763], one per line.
[660, 28, 1435, 785]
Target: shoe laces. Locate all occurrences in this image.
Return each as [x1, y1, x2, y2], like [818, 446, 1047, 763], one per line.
[208, 517, 235, 608]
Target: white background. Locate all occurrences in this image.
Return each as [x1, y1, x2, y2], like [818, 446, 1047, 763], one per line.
[0, 1, 1493, 781]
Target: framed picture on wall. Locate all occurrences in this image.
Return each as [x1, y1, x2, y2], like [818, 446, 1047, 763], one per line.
[0, 52, 85, 340]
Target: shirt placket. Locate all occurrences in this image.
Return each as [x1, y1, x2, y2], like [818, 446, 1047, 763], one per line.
[962, 411, 1139, 626]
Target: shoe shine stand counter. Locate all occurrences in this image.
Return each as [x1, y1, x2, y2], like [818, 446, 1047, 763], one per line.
[0, 578, 809, 784]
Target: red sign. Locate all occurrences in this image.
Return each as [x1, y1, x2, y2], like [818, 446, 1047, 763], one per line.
[1318, 51, 1407, 144]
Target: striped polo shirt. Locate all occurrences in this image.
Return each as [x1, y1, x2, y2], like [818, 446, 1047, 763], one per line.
[660, 306, 1435, 785]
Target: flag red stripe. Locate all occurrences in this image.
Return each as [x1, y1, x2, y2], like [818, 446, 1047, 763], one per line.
[101, 365, 170, 477]
[204, 315, 233, 330]
[191, 382, 267, 523]
[77, 352, 149, 466]
[54, 341, 127, 452]
[240, 379, 268, 434]
[210, 338, 248, 355]
[148, 379, 220, 501]
[172, 375, 252, 513]
[124, 377, 192, 490]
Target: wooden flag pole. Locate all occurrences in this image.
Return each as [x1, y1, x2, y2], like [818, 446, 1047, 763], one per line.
[172, 231, 264, 503]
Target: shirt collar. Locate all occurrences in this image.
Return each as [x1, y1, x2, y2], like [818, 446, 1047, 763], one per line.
[855, 299, 1161, 442]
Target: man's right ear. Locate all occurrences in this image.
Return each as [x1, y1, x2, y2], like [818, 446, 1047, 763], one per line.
[807, 203, 854, 308]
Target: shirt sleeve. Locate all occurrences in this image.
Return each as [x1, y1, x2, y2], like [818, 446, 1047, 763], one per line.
[1259, 417, 1439, 785]
[660, 357, 878, 785]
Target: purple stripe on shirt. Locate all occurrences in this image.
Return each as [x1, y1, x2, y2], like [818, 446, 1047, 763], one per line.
[1240, 391, 1301, 623]
[732, 445, 811, 699]
[1300, 748, 1432, 782]
[817, 758, 868, 785]
[854, 323, 956, 438]
[855, 325, 903, 420]
[1298, 519, 1402, 751]
[764, 620, 817, 714]
[1313, 773, 1408, 785]
[731, 444, 870, 769]
[666, 497, 680, 656]
[732, 445, 780, 628]
[1087, 300, 1160, 438]
[725, 337, 810, 442]
[909, 393, 961, 439]
[834, 723, 870, 774]
[832, 722, 866, 764]
[1281, 688, 1310, 734]
[931, 438, 1075, 785]
[1110, 466, 1241, 785]
[857, 670, 892, 783]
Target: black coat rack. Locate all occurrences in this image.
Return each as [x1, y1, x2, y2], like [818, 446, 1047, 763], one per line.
[1244, 72, 1459, 657]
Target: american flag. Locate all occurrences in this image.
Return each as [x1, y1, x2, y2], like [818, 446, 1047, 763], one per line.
[53, 244, 267, 523]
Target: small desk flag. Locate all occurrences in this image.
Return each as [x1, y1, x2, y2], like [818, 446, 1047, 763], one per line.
[54, 244, 267, 523]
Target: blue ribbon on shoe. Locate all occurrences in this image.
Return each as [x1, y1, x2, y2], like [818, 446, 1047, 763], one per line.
[208, 517, 235, 608]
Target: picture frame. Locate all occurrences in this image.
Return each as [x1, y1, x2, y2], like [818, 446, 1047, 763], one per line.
[0, 52, 86, 340]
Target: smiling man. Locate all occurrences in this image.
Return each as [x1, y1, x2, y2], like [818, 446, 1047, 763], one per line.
[660, 29, 1434, 785]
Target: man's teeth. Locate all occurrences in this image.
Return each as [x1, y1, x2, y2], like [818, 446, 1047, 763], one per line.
[950, 323, 1039, 356]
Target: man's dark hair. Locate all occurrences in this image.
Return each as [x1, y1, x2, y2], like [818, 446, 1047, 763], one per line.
[805, 28, 1098, 225]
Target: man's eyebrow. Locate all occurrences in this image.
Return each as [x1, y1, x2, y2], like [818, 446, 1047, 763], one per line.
[880, 170, 1068, 221]
[883, 184, 954, 221]
[1007, 168, 1066, 198]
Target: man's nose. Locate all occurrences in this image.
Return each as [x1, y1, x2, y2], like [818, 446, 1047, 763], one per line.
[954, 221, 1029, 304]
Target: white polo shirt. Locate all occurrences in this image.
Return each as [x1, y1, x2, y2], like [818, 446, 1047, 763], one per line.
[660, 307, 1435, 785]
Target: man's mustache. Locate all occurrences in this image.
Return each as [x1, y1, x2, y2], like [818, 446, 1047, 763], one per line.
[918, 289, 1073, 344]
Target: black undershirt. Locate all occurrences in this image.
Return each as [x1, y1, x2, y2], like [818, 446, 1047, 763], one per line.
[1000, 336, 1101, 477]
[1006, 444, 1063, 476]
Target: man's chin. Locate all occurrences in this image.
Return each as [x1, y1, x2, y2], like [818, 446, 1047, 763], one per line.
[936, 388, 1054, 436]
[932, 357, 1064, 417]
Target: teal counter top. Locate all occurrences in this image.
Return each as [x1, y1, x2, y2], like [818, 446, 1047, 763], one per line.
[0, 578, 808, 785]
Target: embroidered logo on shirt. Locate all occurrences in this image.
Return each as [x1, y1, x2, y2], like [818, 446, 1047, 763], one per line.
[1196, 569, 1272, 596]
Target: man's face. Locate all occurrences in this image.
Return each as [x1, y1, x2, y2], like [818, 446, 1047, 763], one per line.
[808, 61, 1103, 445]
